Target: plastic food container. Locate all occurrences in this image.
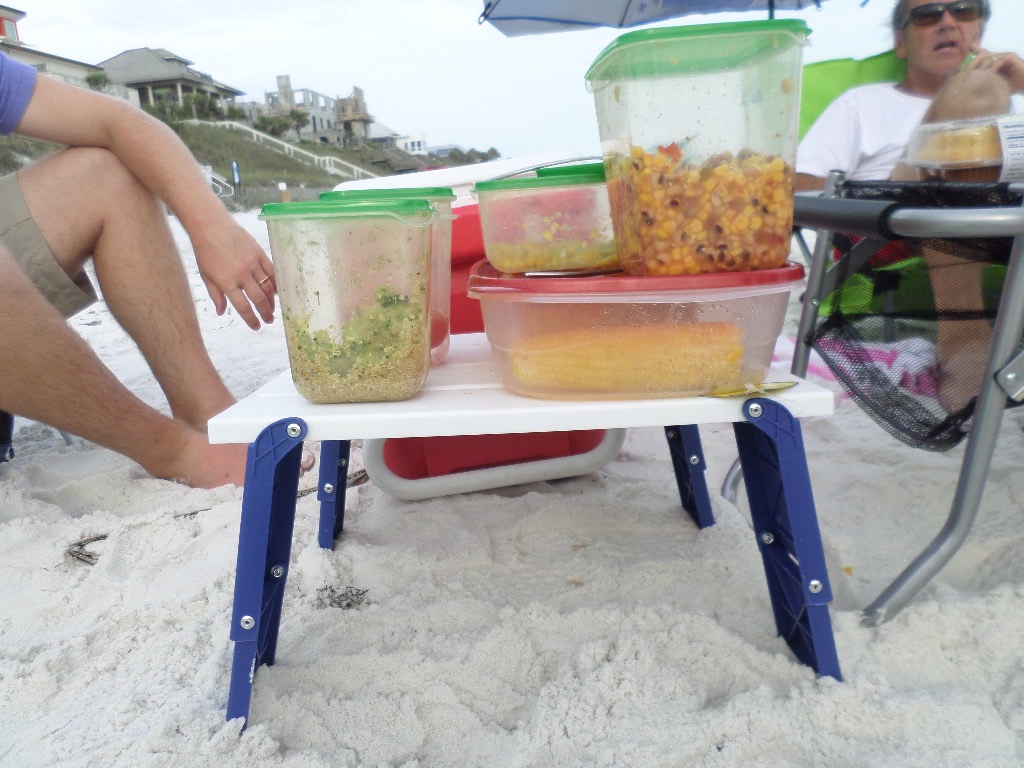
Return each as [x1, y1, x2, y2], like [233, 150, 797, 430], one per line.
[906, 117, 1004, 182]
[321, 186, 456, 364]
[584, 20, 808, 276]
[260, 198, 434, 403]
[467, 259, 804, 400]
[473, 165, 617, 274]
[534, 161, 606, 178]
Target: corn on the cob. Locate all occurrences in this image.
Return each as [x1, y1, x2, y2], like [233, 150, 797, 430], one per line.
[506, 322, 747, 397]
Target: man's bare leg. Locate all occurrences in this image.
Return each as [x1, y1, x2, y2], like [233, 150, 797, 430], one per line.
[0, 250, 245, 487]
[897, 69, 1012, 413]
[19, 148, 236, 431]
[923, 244, 991, 414]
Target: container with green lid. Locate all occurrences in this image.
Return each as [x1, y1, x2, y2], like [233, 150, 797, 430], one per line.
[534, 161, 605, 179]
[259, 198, 435, 403]
[321, 186, 456, 364]
[584, 20, 809, 277]
[472, 169, 617, 274]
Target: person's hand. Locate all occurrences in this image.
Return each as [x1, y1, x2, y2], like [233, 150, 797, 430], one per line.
[967, 47, 1024, 94]
[191, 219, 276, 330]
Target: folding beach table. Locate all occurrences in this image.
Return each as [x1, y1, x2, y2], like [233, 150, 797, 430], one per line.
[209, 333, 839, 725]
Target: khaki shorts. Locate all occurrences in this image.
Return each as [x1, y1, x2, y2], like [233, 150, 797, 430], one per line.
[0, 171, 97, 318]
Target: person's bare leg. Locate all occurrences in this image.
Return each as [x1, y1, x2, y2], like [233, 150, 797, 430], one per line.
[19, 147, 235, 431]
[922, 244, 990, 414]
[0, 249, 245, 487]
[897, 69, 1012, 413]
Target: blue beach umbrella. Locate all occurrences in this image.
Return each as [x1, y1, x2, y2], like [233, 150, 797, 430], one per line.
[479, 0, 847, 36]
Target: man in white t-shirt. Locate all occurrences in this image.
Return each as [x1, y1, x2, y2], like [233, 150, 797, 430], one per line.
[795, 0, 1024, 192]
[796, 0, 1024, 414]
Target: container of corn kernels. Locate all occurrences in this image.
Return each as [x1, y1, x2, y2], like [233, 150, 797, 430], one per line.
[584, 20, 808, 276]
[467, 259, 803, 400]
[473, 164, 618, 274]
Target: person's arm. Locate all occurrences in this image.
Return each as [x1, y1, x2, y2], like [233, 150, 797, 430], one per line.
[793, 172, 826, 192]
[14, 76, 275, 330]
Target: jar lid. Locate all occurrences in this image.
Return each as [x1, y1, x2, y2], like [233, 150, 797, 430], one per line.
[474, 168, 606, 193]
[585, 19, 810, 85]
[259, 198, 435, 221]
[467, 259, 804, 299]
[535, 162, 606, 179]
[320, 186, 455, 202]
[906, 117, 1004, 170]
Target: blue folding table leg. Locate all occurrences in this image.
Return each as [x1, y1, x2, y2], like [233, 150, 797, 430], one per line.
[316, 439, 352, 549]
[226, 417, 307, 725]
[732, 398, 842, 680]
[664, 425, 716, 528]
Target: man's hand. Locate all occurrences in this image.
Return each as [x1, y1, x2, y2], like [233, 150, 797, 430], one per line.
[967, 48, 1024, 94]
[191, 220, 276, 331]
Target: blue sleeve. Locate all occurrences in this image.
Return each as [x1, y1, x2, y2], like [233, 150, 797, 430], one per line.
[0, 51, 37, 135]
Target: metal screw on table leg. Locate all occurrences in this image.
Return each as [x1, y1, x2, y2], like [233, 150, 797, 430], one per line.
[322, 483, 335, 495]
[270, 565, 285, 579]
[286, 423, 302, 438]
[688, 455, 700, 465]
[240, 615, 255, 630]
[666, 429, 677, 439]
[808, 579, 823, 594]
[747, 403, 763, 418]
[760, 531, 775, 546]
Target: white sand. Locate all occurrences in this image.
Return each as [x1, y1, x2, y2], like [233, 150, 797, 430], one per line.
[2, 212, 1023, 767]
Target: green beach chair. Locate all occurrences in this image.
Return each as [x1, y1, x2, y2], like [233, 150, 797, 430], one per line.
[798, 49, 906, 140]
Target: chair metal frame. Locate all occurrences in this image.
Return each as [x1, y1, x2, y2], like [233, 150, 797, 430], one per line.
[730, 173, 1024, 626]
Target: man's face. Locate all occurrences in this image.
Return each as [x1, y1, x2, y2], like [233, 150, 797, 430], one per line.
[895, 0, 984, 79]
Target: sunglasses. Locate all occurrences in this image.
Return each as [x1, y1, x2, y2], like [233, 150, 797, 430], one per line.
[902, 0, 985, 28]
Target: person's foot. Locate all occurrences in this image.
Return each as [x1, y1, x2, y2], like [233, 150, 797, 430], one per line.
[179, 441, 314, 488]
[935, 323, 990, 414]
[173, 438, 249, 489]
[148, 428, 314, 489]
[301, 447, 316, 475]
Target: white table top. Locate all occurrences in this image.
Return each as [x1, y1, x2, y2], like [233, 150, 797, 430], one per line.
[208, 334, 835, 444]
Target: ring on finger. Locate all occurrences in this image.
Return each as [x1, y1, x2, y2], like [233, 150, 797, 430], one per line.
[258, 276, 271, 286]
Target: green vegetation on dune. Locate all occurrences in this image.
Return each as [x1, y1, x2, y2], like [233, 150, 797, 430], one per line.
[175, 123, 349, 187]
[0, 117, 500, 208]
[0, 123, 375, 189]
[0, 134, 63, 175]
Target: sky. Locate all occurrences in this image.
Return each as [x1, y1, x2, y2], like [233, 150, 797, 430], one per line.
[11, 0, 1024, 159]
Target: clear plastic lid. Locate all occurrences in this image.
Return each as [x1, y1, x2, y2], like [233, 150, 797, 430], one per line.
[906, 117, 1003, 169]
[319, 186, 455, 202]
[585, 19, 809, 86]
[473, 168, 606, 194]
[468, 259, 804, 301]
[259, 198, 435, 222]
